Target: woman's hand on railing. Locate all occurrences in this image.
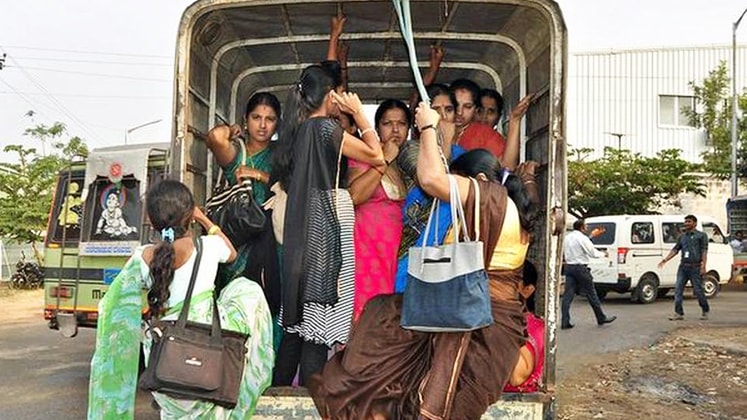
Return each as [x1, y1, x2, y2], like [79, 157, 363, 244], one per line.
[414, 102, 440, 130]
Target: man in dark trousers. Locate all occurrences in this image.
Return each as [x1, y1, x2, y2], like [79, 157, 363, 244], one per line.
[561, 219, 617, 329]
[658, 214, 710, 321]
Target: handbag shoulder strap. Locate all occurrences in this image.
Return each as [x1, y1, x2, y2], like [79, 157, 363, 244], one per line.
[334, 133, 345, 214]
[175, 236, 203, 328]
[420, 132, 452, 248]
[213, 136, 248, 191]
[420, 193, 440, 247]
[449, 175, 471, 244]
[237, 135, 247, 165]
[469, 177, 481, 241]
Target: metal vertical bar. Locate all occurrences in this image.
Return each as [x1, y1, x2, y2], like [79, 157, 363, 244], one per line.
[732, 8, 747, 197]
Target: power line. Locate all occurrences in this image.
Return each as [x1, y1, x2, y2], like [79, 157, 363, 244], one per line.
[4, 65, 171, 82]
[0, 44, 172, 60]
[0, 77, 166, 140]
[11, 56, 173, 67]
[4, 55, 105, 146]
[0, 76, 56, 122]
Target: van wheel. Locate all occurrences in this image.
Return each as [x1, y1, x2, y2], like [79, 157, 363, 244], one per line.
[702, 273, 720, 298]
[635, 275, 658, 304]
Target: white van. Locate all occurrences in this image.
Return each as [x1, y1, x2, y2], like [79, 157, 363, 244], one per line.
[583, 215, 733, 304]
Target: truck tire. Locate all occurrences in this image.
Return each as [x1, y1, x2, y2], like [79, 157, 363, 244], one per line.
[635, 274, 658, 304]
[702, 273, 720, 298]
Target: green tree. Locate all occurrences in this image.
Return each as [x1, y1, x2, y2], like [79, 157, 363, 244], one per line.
[685, 61, 747, 179]
[568, 147, 705, 219]
[0, 121, 87, 263]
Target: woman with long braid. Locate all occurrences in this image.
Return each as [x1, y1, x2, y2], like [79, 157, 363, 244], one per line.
[88, 180, 274, 419]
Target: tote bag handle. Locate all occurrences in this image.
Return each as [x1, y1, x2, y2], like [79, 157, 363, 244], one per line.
[420, 175, 480, 255]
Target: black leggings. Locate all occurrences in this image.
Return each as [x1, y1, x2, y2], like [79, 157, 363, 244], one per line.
[272, 332, 329, 386]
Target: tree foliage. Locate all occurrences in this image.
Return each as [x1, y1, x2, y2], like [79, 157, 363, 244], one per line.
[0, 121, 87, 263]
[568, 147, 705, 219]
[685, 61, 747, 180]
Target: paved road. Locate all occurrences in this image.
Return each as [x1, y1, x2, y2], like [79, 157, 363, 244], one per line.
[1, 290, 745, 419]
[556, 288, 747, 380]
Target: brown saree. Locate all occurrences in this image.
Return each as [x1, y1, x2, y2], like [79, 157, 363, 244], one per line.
[308, 179, 527, 420]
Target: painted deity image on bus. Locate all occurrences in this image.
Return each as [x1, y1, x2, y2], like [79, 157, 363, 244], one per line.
[94, 185, 137, 238]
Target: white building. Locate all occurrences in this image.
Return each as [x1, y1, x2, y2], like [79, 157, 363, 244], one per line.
[567, 44, 747, 162]
[566, 44, 747, 227]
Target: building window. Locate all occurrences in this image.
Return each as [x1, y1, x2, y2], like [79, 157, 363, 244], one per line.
[659, 95, 694, 127]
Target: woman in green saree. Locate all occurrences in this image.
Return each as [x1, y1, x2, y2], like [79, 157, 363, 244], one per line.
[207, 91, 280, 203]
[87, 180, 274, 419]
[207, 92, 282, 348]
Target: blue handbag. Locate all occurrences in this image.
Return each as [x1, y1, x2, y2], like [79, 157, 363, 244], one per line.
[401, 176, 493, 332]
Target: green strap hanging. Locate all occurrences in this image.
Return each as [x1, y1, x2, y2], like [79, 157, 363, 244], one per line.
[392, 0, 430, 106]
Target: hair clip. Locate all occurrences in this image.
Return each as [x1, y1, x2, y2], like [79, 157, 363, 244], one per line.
[161, 227, 175, 243]
[500, 169, 510, 185]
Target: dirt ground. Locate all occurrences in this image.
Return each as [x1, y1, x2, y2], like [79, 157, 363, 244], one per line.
[0, 285, 45, 326]
[5, 285, 747, 419]
[557, 325, 747, 420]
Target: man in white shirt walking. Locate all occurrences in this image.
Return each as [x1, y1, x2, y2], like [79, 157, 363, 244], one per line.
[561, 219, 617, 329]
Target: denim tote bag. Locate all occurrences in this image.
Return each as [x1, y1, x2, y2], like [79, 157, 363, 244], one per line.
[401, 176, 493, 332]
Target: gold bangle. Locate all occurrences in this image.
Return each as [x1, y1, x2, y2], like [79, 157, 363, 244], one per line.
[360, 127, 376, 137]
[208, 225, 221, 235]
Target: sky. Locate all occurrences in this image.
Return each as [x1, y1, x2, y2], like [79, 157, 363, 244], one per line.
[1, 0, 746, 162]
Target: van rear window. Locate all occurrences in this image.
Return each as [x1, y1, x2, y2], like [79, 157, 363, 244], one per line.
[80, 176, 142, 242]
[587, 223, 615, 245]
[47, 170, 85, 245]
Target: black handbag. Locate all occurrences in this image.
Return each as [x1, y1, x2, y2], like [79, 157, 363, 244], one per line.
[139, 237, 249, 408]
[205, 138, 266, 247]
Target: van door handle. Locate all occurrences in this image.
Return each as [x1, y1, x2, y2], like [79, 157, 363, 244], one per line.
[630, 252, 662, 257]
